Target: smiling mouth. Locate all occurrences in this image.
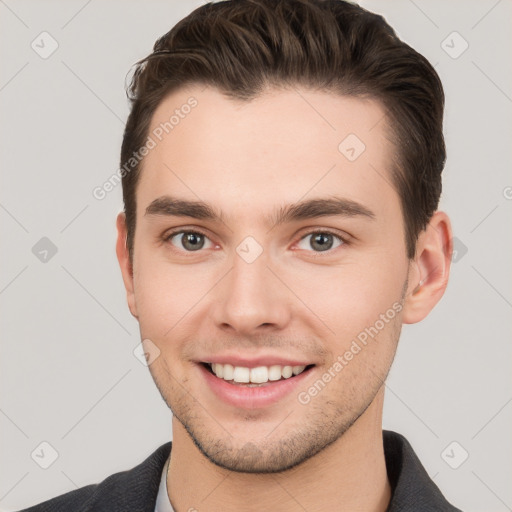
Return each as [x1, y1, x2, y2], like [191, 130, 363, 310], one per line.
[201, 362, 315, 387]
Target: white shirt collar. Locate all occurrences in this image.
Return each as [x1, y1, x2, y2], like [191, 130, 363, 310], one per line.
[154, 454, 174, 512]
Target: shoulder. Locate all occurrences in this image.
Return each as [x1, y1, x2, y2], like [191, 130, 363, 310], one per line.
[17, 442, 172, 512]
[383, 430, 463, 512]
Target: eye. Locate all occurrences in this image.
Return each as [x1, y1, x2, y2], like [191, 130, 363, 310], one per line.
[166, 230, 215, 252]
[296, 231, 345, 253]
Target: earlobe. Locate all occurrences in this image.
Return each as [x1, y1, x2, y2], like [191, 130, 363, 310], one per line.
[115, 212, 138, 319]
[402, 211, 453, 324]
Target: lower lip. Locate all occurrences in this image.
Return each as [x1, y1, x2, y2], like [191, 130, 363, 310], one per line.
[199, 363, 314, 409]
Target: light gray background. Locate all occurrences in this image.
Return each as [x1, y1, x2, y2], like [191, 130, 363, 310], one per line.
[1, 1, 511, 511]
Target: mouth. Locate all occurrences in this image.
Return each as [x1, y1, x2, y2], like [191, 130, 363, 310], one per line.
[201, 362, 315, 387]
[196, 354, 317, 408]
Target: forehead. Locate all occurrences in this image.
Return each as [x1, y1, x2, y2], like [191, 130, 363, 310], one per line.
[137, 84, 398, 222]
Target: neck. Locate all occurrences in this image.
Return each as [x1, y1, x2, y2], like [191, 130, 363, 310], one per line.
[167, 387, 391, 512]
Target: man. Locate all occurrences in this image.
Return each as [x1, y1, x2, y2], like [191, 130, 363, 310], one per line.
[20, 0, 462, 510]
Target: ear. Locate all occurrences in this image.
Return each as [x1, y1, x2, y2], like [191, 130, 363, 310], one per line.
[115, 212, 138, 319]
[402, 211, 453, 324]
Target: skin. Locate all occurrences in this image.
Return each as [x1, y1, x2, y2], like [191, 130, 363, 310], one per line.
[116, 84, 452, 512]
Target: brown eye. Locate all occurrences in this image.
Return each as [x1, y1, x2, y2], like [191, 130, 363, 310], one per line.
[297, 232, 344, 252]
[168, 231, 213, 252]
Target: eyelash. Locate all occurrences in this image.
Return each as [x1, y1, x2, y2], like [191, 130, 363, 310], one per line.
[162, 228, 349, 256]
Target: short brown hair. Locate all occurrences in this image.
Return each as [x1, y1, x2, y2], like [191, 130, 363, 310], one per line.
[120, 0, 445, 260]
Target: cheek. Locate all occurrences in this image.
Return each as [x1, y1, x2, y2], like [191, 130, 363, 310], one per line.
[285, 254, 407, 345]
[132, 252, 212, 339]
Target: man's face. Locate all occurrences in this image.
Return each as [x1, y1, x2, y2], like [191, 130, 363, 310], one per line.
[125, 85, 414, 472]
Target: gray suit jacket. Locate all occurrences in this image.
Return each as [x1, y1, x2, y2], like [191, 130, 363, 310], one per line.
[18, 430, 462, 511]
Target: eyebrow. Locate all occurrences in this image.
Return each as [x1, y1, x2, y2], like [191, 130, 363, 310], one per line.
[144, 195, 376, 227]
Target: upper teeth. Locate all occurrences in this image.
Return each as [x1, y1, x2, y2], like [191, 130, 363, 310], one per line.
[210, 363, 307, 384]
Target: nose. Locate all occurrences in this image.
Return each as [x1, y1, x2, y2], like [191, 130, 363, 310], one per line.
[210, 250, 292, 336]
